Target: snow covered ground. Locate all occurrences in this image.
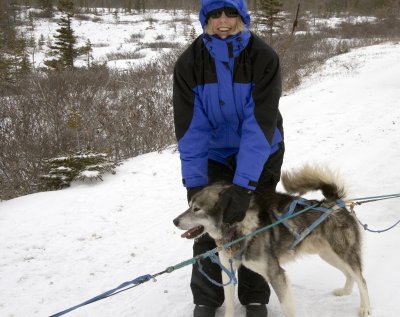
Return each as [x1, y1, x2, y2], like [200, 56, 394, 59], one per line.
[24, 8, 377, 70]
[25, 9, 203, 69]
[1, 43, 399, 317]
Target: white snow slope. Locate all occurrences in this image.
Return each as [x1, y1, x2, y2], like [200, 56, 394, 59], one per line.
[1, 43, 400, 317]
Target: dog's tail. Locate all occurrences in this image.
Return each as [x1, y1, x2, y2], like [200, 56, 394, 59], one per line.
[281, 164, 347, 200]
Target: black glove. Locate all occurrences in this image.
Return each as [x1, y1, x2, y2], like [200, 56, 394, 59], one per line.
[187, 186, 204, 203]
[217, 185, 252, 225]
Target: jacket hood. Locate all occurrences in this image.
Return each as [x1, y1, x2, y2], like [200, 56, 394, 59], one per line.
[199, 0, 250, 29]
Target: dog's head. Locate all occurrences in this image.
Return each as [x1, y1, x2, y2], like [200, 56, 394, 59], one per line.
[173, 184, 229, 240]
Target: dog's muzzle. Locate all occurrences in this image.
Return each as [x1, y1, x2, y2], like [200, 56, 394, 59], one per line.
[173, 217, 204, 239]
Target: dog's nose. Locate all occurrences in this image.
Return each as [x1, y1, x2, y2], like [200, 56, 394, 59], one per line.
[173, 217, 179, 226]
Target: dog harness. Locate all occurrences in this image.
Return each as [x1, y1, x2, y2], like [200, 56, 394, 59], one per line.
[274, 198, 346, 249]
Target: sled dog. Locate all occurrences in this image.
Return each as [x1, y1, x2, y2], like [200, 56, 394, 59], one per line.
[173, 164, 371, 317]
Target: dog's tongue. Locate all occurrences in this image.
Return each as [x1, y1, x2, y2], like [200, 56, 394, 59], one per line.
[181, 225, 204, 239]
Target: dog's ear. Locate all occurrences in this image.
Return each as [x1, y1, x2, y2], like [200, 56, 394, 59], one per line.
[187, 186, 204, 204]
[213, 186, 232, 213]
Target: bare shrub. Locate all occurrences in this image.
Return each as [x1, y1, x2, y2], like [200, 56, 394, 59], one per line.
[74, 13, 92, 21]
[155, 34, 166, 40]
[0, 49, 180, 200]
[335, 19, 400, 40]
[91, 16, 103, 22]
[106, 50, 146, 60]
[92, 42, 110, 48]
[126, 32, 146, 43]
[271, 31, 333, 91]
[28, 10, 53, 19]
[170, 17, 189, 23]
[141, 41, 180, 50]
[266, 9, 400, 92]
[145, 17, 159, 23]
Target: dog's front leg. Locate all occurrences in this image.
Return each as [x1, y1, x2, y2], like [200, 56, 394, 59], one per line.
[244, 257, 296, 317]
[219, 251, 237, 317]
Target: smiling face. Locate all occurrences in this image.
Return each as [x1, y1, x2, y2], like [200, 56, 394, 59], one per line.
[206, 11, 241, 39]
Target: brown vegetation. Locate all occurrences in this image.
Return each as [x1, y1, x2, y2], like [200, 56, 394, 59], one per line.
[1, 1, 400, 200]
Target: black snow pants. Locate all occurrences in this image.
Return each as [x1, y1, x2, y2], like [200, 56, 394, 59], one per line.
[188, 145, 285, 308]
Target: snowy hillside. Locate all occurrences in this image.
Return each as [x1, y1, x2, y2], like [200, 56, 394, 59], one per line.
[24, 9, 378, 70]
[25, 9, 203, 69]
[1, 43, 400, 317]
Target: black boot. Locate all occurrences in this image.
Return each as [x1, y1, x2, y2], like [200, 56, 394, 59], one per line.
[193, 305, 216, 317]
[245, 304, 268, 317]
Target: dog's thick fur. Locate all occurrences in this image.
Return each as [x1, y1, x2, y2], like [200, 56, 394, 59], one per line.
[173, 164, 371, 317]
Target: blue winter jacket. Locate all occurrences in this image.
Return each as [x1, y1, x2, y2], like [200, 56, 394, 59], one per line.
[173, 0, 283, 190]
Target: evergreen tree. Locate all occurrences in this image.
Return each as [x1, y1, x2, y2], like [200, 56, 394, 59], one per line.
[13, 38, 31, 76]
[0, 1, 31, 89]
[80, 39, 93, 68]
[113, 9, 120, 24]
[58, 0, 73, 13]
[40, 151, 119, 190]
[38, 0, 54, 18]
[188, 25, 196, 42]
[257, 0, 285, 43]
[0, 4, 13, 85]
[125, 0, 132, 13]
[134, 0, 145, 13]
[38, 34, 45, 50]
[45, 0, 79, 69]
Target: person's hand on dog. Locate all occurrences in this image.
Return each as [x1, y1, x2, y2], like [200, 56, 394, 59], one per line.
[218, 185, 252, 225]
[187, 186, 204, 203]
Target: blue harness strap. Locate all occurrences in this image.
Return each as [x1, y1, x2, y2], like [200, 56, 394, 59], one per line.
[197, 251, 238, 287]
[274, 198, 345, 249]
[49, 274, 153, 317]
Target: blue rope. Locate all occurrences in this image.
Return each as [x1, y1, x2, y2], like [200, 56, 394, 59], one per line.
[197, 252, 238, 287]
[348, 202, 400, 233]
[349, 193, 400, 202]
[49, 274, 153, 317]
[359, 219, 400, 233]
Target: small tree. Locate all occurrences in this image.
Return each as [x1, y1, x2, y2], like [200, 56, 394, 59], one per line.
[258, 0, 285, 43]
[45, 0, 79, 69]
[113, 9, 120, 24]
[1, 37, 31, 82]
[40, 151, 119, 190]
[79, 39, 93, 68]
[66, 107, 82, 149]
[0, 1, 31, 87]
[38, 0, 54, 18]
[38, 34, 45, 50]
[187, 25, 196, 43]
[125, 0, 132, 13]
[134, 0, 145, 13]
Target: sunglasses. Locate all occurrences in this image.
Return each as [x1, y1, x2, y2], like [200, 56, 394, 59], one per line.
[207, 7, 239, 20]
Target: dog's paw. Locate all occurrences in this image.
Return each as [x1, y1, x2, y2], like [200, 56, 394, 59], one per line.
[333, 287, 352, 296]
[359, 306, 372, 317]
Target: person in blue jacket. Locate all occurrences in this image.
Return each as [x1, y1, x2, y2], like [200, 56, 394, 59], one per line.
[173, 1, 284, 316]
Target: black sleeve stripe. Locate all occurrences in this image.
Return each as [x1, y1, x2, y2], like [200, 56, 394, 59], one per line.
[173, 36, 217, 141]
[173, 63, 196, 141]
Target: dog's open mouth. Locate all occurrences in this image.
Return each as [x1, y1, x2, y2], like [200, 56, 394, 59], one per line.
[181, 225, 204, 239]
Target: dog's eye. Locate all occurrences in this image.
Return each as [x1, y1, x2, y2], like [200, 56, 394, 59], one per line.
[193, 206, 201, 212]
